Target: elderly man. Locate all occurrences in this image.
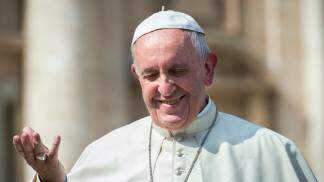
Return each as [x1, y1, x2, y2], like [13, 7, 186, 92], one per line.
[13, 10, 316, 182]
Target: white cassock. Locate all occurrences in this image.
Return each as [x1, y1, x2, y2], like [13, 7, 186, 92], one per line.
[33, 98, 317, 182]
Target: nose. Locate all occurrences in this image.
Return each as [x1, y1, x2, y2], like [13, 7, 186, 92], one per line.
[157, 76, 175, 97]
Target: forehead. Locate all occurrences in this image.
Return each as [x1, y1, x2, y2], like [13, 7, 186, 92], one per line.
[134, 29, 198, 68]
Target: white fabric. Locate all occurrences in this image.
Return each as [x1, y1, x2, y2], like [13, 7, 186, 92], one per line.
[132, 10, 204, 45]
[57, 99, 316, 182]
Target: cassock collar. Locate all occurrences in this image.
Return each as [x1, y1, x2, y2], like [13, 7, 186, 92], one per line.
[152, 96, 217, 138]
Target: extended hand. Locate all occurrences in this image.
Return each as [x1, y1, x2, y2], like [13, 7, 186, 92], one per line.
[12, 127, 66, 182]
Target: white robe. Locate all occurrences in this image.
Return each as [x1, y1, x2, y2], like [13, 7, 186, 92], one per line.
[34, 99, 317, 182]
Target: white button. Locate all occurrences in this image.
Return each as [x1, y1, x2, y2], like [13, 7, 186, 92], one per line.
[176, 137, 183, 142]
[176, 149, 184, 157]
[175, 167, 185, 176]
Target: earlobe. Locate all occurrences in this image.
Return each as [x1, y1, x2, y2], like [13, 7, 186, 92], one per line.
[204, 53, 217, 86]
[131, 64, 139, 80]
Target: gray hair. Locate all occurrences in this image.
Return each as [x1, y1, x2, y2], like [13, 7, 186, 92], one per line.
[185, 30, 210, 62]
[131, 30, 210, 63]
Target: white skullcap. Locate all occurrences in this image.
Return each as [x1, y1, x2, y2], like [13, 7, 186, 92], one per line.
[132, 10, 204, 45]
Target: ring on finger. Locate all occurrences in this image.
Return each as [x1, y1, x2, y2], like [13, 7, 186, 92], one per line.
[36, 153, 46, 161]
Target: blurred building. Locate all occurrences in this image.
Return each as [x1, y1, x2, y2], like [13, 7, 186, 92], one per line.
[0, 0, 323, 181]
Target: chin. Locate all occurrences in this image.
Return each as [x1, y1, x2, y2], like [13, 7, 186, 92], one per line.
[150, 105, 192, 130]
[163, 122, 186, 131]
[157, 116, 188, 131]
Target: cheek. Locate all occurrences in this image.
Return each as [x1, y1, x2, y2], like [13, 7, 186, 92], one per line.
[176, 76, 204, 94]
[140, 83, 156, 104]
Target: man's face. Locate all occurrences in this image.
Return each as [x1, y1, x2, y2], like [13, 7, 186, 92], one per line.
[132, 29, 215, 131]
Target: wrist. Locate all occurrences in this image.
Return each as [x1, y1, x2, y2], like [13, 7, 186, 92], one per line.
[38, 162, 66, 182]
[38, 174, 66, 182]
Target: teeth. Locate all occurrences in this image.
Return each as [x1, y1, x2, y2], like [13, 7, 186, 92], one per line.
[160, 98, 180, 105]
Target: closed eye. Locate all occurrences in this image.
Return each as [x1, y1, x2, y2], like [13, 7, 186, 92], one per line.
[169, 67, 188, 76]
[143, 72, 159, 81]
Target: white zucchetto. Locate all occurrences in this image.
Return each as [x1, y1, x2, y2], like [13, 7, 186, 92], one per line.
[132, 10, 204, 45]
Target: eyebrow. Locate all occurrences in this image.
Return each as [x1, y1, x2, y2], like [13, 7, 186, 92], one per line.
[141, 67, 158, 76]
[170, 63, 189, 69]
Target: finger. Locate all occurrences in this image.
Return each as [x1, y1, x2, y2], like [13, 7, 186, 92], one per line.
[13, 135, 25, 156]
[23, 126, 35, 132]
[13, 135, 20, 146]
[48, 135, 61, 160]
[33, 132, 49, 155]
[21, 133, 36, 165]
[32, 133, 49, 164]
[33, 132, 41, 145]
[23, 127, 36, 147]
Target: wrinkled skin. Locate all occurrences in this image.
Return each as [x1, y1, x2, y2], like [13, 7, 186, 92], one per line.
[132, 29, 217, 132]
[12, 127, 65, 181]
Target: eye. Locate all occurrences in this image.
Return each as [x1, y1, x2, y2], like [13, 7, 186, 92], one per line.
[143, 72, 159, 81]
[169, 67, 188, 76]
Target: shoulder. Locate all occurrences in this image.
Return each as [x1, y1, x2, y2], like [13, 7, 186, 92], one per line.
[69, 116, 152, 176]
[79, 116, 151, 159]
[212, 112, 301, 163]
[217, 112, 262, 131]
[215, 112, 297, 150]
[210, 112, 316, 181]
[213, 112, 262, 143]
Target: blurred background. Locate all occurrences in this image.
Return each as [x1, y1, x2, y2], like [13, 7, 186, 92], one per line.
[0, 0, 323, 181]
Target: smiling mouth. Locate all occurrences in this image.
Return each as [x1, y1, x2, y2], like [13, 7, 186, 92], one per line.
[158, 95, 185, 105]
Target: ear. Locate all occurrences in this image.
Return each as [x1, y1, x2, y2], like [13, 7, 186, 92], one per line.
[203, 53, 218, 86]
[131, 64, 139, 80]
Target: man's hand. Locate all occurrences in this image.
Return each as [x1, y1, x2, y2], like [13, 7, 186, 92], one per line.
[12, 127, 66, 182]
